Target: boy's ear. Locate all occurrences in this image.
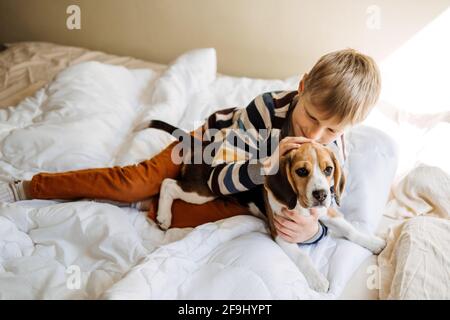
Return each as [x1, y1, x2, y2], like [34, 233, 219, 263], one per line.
[299, 73, 308, 93]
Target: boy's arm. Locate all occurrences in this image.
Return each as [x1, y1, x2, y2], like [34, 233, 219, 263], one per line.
[208, 160, 265, 196]
[298, 221, 328, 245]
[205, 92, 285, 196]
[203, 91, 292, 133]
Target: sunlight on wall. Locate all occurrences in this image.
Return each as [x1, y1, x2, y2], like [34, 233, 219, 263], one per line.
[363, 6, 450, 178]
[380, 7, 450, 114]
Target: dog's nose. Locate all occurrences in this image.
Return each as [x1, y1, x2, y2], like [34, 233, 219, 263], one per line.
[312, 189, 327, 202]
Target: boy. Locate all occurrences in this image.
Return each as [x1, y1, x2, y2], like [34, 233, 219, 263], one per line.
[0, 48, 381, 246]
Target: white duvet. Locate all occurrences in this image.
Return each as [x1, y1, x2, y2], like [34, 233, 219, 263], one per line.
[0, 48, 398, 299]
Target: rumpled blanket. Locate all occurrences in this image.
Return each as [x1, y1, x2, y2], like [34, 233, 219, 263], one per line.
[378, 165, 450, 299]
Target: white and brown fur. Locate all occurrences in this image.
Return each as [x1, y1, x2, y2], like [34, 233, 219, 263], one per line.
[148, 119, 386, 293]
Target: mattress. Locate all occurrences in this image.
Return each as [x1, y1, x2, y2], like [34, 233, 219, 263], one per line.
[0, 42, 400, 299]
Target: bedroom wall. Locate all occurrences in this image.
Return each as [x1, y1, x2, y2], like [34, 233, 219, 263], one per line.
[0, 0, 448, 78]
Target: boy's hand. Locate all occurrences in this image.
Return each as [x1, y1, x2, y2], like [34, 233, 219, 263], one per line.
[274, 208, 320, 243]
[278, 136, 312, 156]
[262, 136, 312, 175]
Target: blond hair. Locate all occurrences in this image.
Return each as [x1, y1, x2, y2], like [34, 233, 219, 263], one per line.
[303, 48, 381, 125]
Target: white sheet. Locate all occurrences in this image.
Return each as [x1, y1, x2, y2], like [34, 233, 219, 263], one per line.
[0, 48, 398, 299]
[379, 216, 450, 300]
[378, 165, 450, 299]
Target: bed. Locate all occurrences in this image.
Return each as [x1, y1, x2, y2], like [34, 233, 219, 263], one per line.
[0, 42, 447, 300]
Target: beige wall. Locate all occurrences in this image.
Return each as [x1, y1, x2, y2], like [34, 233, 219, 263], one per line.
[0, 0, 449, 78]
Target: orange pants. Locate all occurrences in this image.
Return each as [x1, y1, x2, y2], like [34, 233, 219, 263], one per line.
[29, 141, 251, 228]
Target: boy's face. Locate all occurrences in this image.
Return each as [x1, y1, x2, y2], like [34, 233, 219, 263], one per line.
[291, 93, 347, 145]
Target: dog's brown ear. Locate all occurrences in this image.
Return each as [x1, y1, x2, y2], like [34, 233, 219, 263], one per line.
[266, 155, 298, 210]
[330, 151, 346, 206]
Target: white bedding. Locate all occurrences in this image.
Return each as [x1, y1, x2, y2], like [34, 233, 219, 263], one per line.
[378, 165, 450, 299]
[0, 48, 398, 299]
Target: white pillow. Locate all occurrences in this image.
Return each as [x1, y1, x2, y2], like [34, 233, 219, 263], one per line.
[137, 48, 217, 126]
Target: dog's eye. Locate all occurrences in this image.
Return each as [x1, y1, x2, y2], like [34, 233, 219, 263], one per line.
[324, 166, 333, 176]
[296, 168, 309, 177]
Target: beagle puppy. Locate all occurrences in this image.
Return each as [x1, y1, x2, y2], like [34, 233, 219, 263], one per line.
[149, 120, 386, 293]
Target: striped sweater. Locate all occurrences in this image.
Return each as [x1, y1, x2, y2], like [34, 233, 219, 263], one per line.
[203, 90, 347, 197]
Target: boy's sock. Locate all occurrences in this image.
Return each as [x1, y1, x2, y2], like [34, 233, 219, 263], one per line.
[0, 180, 29, 202]
[131, 197, 156, 211]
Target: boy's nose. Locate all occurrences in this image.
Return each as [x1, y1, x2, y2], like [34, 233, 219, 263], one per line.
[306, 127, 324, 140]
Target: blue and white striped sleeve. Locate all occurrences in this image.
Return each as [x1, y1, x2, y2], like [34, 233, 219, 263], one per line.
[207, 161, 266, 196]
[207, 93, 276, 196]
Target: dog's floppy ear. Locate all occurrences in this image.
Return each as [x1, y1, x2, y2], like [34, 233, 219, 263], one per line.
[330, 151, 346, 206]
[266, 153, 298, 210]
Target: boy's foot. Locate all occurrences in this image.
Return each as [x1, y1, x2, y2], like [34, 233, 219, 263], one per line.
[0, 180, 28, 203]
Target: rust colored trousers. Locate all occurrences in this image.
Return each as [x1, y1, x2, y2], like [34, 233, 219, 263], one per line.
[29, 141, 251, 228]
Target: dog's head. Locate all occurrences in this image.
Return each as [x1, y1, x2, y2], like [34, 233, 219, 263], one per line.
[267, 142, 346, 210]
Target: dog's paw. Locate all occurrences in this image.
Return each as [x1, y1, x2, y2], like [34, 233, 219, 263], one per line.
[156, 211, 172, 231]
[157, 217, 171, 231]
[367, 236, 386, 255]
[309, 275, 330, 293]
